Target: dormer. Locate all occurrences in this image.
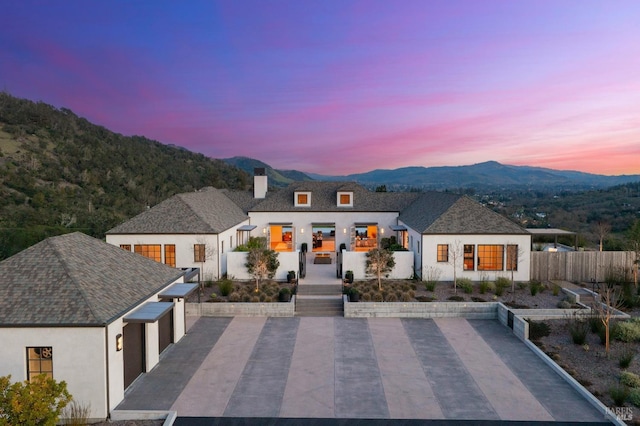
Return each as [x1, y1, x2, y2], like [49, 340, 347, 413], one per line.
[294, 191, 311, 207]
[337, 191, 353, 207]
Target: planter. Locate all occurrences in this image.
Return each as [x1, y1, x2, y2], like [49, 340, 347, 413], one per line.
[287, 271, 296, 283]
[345, 271, 354, 284]
[349, 289, 360, 302]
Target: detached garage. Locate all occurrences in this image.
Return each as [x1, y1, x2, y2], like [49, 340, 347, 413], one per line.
[0, 232, 197, 422]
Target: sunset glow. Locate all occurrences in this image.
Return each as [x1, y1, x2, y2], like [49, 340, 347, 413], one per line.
[2, 1, 639, 175]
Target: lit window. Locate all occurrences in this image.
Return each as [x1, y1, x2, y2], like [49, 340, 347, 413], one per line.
[164, 244, 176, 267]
[294, 192, 311, 207]
[27, 347, 53, 381]
[298, 194, 307, 204]
[337, 192, 353, 206]
[120, 244, 131, 251]
[463, 245, 475, 270]
[437, 244, 448, 262]
[478, 245, 504, 271]
[194, 244, 206, 262]
[134, 244, 161, 262]
[507, 244, 518, 271]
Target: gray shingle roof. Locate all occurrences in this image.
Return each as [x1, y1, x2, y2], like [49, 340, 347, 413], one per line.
[107, 187, 249, 234]
[248, 181, 420, 212]
[0, 232, 184, 326]
[400, 193, 527, 234]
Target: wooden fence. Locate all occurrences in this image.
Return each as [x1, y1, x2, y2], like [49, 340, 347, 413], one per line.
[531, 251, 636, 283]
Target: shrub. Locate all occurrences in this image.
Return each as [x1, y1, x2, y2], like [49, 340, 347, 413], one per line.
[210, 293, 218, 300]
[528, 320, 551, 341]
[373, 293, 384, 302]
[567, 316, 589, 345]
[495, 277, 510, 296]
[629, 389, 640, 407]
[621, 371, 640, 388]
[400, 292, 413, 302]
[589, 313, 602, 333]
[529, 280, 542, 296]
[619, 347, 636, 369]
[0, 375, 72, 425]
[471, 296, 486, 302]
[250, 295, 260, 303]
[612, 319, 640, 343]
[361, 292, 372, 302]
[228, 292, 242, 302]
[557, 300, 572, 309]
[62, 400, 91, 426]
[386, 293, 398, 302]
[609, 384, 629, 406]
[458, 278, 473, 294]
[479, 281, 490, 294]
[425, 281, 437, 292]
[552, 284, 560, 296]
[217, 279, 234, 297]
[278, 287, 291, 302]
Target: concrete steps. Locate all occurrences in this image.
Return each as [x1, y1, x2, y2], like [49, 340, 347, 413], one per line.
[295, 284, 344, 316]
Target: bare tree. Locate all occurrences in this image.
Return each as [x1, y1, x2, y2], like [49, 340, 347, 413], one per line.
[628, 219, 640, 289]
[594, 221, 611, 252]
[193, 237, 217, 297]
[448, 240, 464, 294]
[366, 248, 396, 291]
[592, 283, 624, 355]
[506, 243, 526, 293]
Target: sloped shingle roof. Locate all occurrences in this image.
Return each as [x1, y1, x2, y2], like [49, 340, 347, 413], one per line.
[0, 232, 184, 326]
[107, 187, 249, 234]
[400, 193, 527, 234]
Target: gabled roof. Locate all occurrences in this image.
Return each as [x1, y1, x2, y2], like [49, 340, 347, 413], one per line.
[0, 232, 184, 326]
[248, 181, 420, 212]
[400, 193, 527, 234]
[107, 187, 249, 234]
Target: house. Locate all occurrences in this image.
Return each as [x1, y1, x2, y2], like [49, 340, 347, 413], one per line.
[106, 171, 531, 282]
[0, 232, 197, 421]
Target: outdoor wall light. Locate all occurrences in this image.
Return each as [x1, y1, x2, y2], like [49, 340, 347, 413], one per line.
[300, 228, 304, 233]
[380, 228, 385, 234]
[116, 334, 123, 352]
[262, 227, 266, 234]
[343, 228, 347, 234]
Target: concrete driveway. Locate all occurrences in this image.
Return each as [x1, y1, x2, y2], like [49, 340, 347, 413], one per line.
[117, 317, 605, 422]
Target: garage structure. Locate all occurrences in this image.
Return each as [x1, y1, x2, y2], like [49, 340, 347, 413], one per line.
[0, 232, 197, 421]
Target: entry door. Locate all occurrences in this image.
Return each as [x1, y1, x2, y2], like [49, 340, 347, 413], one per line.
[123, 323, 145, 389]
[158, 309, 174, 354]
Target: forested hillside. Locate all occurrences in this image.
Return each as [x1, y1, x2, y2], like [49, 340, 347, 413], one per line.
[0, 92, 249, 259]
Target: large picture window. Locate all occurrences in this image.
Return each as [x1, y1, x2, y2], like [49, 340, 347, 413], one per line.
[506, 244, 519, 271]
[134, 244, 161, 262]
[27, 347, 53, 381]
[463, 245, 475, 270]
[437, 244, 448, 262]
[164, 244, 176, 267]
[478, 245, 504, 271]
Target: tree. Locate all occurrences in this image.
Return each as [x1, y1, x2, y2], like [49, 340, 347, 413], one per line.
[0, 374, 72, 426]
[447, 240, 464, 294]
[245, 237, 279, 292]
[594, 221, 611, 252]
[628, 219, 640, 288]
[365, 248, 395, 291]
[592, 282, 624, 356]
[193, 238, 217, 299]
[506, 243, 526, 293]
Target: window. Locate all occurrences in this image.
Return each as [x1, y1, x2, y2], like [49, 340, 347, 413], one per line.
[337, 191, 353, 207]
[194, 244, 206, 262]
[437, 244, 448, 262]
[478, 245, 504, 271]
[164, 244, 176, 267]
[463, 245, 475, 270]
[294, 192, 311, 207]
[120, 244, 131, 251]
[27, 347, 53, 381]
[134, 244, 161, 262]
[506, 244, 518, 271]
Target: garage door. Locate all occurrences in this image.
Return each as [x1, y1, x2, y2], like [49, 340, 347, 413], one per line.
[123, 322, 145, 389]
[158, 309, 174, 354]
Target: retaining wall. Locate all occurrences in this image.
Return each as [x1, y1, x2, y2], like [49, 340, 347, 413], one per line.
[186, 296, 295, 317]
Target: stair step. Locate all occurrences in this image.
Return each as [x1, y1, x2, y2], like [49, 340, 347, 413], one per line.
[297, 285, 343, 296]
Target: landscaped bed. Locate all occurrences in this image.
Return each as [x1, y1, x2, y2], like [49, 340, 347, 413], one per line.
[187, 279, 297, 303]
[532, 316, 640, 423]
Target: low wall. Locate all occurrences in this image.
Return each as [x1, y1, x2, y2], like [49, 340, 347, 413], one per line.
[344, 300, 498, 318]
[342, 250, 414, 280]
[186, 296, 295, 317]
[226, 251, 299, 281]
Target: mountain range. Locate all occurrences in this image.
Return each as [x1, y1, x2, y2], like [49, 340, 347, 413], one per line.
[223, 157, 640, 190]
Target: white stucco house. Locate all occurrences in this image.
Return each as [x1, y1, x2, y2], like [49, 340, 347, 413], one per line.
[106, 170, 531, 282]
[0, 232, 197, 421]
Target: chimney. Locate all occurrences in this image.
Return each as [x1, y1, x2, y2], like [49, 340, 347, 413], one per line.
[253, 168, 267, 199]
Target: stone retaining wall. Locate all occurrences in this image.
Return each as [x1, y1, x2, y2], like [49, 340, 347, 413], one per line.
[344, 299, 499, 318]
[186, 296, 295, 317]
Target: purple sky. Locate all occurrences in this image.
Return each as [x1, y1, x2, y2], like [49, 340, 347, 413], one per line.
[2, 1, 639, 175]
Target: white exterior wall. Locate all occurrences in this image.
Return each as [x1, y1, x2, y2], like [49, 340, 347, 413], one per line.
[227, 251, 299, 281]
[401, 222, 422, 279]
[342, 250, 414, 280]
[0, 327, 109, 419]
[249, 211, 400, 253]
[421, 234, 531, 282]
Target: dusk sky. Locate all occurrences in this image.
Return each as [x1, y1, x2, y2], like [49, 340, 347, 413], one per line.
[2, 1, 639, 176]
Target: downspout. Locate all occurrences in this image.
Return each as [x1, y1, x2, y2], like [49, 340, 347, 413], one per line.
[104, 326, 111, 419]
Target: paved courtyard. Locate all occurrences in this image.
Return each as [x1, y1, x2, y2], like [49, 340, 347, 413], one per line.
[117, 316, 606, 422]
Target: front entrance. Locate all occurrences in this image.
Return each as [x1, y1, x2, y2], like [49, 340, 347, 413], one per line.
[312, 224, 335, 252]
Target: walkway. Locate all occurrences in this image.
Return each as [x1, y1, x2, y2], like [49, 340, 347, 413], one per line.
[117, 316, 605, 422]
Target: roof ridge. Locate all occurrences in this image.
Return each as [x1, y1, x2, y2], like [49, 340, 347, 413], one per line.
[176, 193, 216, 232]
[459, 195, 526, 232]
[49, 234, 103, 324]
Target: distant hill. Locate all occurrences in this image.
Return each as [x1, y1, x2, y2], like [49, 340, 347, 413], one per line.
[222, 156, 314, 187]
[0, 92, 250, 259]
[307, 161, 640, 190]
